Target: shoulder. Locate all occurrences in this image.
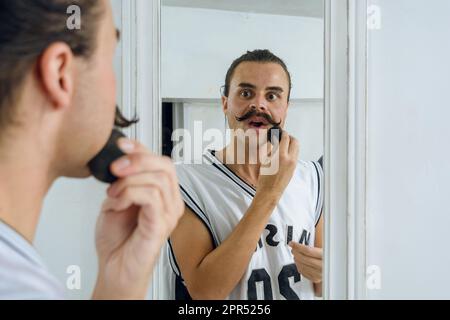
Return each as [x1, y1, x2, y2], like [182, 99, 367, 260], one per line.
[293, 159, 324, 224]
[0, 237, 64, 299]
[175, 161, 216, 188]
[295, 159, 323, 182]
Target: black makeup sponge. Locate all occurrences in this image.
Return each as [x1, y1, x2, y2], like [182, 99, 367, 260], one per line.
[267, 126, 282, 144]
[88, 129, 126, 183]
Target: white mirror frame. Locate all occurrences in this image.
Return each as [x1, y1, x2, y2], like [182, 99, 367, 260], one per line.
[118, 0, 370, 300]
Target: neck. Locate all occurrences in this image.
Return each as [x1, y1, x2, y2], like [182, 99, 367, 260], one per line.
[217, 138, 270, 186]
[0, 130, 57, 243]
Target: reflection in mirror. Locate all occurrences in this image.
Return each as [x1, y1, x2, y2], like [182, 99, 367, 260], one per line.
[160, 0, 324, 300]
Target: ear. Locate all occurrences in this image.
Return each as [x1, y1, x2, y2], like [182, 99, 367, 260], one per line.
[38, 42, 75, 110]
[221, 95, 228, 114]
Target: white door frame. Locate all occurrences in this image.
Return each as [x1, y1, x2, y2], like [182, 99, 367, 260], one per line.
[119, 0, 164, 299]
[347, 0, 369, 300]
[323, 0, 369, 300]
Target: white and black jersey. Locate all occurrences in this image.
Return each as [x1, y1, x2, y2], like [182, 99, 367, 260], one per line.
[168, 150, 323, 300]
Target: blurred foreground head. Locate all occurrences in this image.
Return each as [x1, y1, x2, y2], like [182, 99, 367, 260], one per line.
[0, 0, 135, 178]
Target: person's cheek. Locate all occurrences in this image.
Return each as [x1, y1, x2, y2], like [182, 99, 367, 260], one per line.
[107, 65, 116, 101]
[104, 66, 117, 115]
[111, 74, 117, 107]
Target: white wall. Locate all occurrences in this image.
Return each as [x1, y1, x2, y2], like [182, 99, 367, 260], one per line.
[162, 6, 324, 100]
[34, 179, 105, 300]
[366, 0, 450, 299]
[162, 5, 324, 161]
[34, 0, 124, 300]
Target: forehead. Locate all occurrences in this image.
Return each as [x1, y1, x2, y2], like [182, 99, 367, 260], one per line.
[103, 0, 114, 30]
[230, 62, 290, 90]
[96, 0, 117, 45]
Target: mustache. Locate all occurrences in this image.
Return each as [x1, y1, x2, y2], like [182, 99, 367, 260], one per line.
[235, 108, 281, 126]
[114, 105, 139, 128]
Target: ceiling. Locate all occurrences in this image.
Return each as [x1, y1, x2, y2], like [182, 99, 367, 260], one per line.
[162, 0, 324, 18]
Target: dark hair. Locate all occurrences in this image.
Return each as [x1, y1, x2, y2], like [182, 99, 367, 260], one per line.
[114, 106, 139, 128]
[0, 0, 103, 125]
[223, 49, 292, 101]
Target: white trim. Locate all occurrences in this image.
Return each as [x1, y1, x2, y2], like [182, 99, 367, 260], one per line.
[122, 0, 164, 299]
[323, 0, 369, 300]
[323, 0, 349, 300]
[135, 0, 162, 151]
[119, 0, 138, 139]
[172, 102, 185, 131]
[347, 0, 368, 300]
[139, 0, 163, 300]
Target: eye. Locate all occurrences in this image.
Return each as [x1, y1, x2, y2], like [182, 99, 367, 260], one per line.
[240, 89, 253, 99]
[266, 92, 280, 102]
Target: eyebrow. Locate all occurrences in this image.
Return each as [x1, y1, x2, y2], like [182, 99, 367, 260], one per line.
[238, 83, 284, 92]
[116, 28, 121, 41]
[238, 83, 257, 89]
[266, 86, 284, 92]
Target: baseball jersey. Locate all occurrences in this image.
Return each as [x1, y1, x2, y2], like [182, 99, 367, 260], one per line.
[168, 150, 323, 300]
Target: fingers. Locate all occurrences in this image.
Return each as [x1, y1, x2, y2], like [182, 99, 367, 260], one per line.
[289, 242, 323, 259]
[112, 138, 175, 178]
[276, 131, 299, 159]
[105, 138, 184, 235]
[106, 164, 184, 220]
[278, 129, 290, 155]
[293, 252, 322, 270]
[288, 136, 299, 159]
[107, 147, 184, 224]
[110, 173, 171, 218]
[102, 186, 162, 212]
[117, 138, 150, 155]
[290, 243, 322, 283]
[111, 153, 175, 179]
[294, 262, 322, 284]
[109, 154, 179, 211]
[107, 172, 171, 203]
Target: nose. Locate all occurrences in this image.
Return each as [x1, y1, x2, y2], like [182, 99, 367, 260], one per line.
[250, 94, 268, 112]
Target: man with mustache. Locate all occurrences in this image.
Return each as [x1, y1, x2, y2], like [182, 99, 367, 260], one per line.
[169, 49, 323, 300]
[0, 0, 184, 299]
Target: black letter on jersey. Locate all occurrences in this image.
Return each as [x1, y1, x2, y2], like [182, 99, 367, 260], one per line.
[286, 225, 293, 244]
[247, 269, 273, 300]
[299, 229, 311, 246]
[278, 264, 301, 300]
[265, 224, 280, 247]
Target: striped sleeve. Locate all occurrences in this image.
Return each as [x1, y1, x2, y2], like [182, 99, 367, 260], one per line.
[167, 239, 181, 278]
[166, 165, 221, 279]
[178, 184, 220, 247]
[312, 161, 324, 227]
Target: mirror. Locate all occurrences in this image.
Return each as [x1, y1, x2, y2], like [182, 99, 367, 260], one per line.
[160, 0, 325, 300]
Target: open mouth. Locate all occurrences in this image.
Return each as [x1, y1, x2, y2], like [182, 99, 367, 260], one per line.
[249, 121, 266, 128]
[248, 116, 269, 129]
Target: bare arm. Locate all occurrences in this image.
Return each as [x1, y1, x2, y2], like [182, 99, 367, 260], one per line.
[171, 193, 279, 299]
